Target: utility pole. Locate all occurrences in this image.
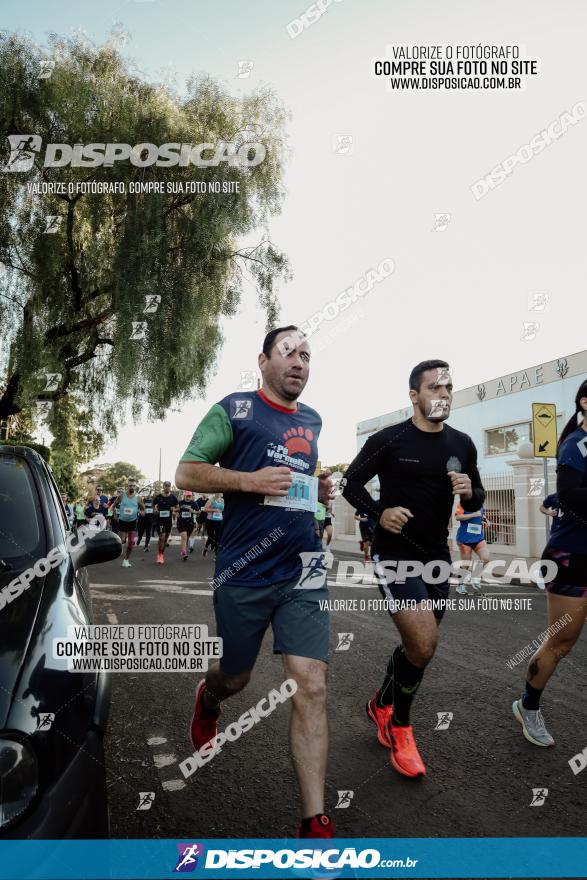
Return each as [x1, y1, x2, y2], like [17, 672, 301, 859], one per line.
[158, 447, 162, 483]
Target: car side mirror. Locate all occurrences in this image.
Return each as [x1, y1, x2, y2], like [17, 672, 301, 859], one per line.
[70, 529, 122, 570]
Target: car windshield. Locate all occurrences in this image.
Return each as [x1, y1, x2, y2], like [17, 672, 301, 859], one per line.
[0, 454, 46, 571]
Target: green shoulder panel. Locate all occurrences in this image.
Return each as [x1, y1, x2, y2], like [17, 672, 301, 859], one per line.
[180, 403, 233, 464]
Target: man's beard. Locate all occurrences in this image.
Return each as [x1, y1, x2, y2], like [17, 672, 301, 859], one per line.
[275, 375, 305, 402]
[423, 399, 451, 422]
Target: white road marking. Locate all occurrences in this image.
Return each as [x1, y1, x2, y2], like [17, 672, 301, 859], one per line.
[138, 579, 212, 586]
[91, 591, 152, 601]
[154, 754, 176, 769]
[91, 583, 213, 596]
[162, 779, 186, 791]
[146, 735, 186, 794]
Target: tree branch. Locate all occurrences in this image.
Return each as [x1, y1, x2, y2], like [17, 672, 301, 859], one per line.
[0, 291, 26, 309]
[45, 307, 112, 343]
[65, 201, 83, 309]
[1, 254, 41, 283]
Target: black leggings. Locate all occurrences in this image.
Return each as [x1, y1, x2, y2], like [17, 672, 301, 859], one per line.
[205, 521, 223, 552]
[137, 516, 153, 547]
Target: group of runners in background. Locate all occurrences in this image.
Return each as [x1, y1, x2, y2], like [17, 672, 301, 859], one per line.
[61, 482, 224, 567]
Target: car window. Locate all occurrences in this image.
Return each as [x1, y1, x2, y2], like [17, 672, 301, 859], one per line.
[0, 455, 46, 571]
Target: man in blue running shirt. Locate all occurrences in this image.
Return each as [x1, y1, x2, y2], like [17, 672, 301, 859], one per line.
[176, 325, 335, 839]
[113, 481, 144, 568]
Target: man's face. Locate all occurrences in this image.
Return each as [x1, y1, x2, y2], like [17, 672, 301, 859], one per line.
[127, 484, 135, 495]
[96, 487, 102, 495]
[163, 482, 171, 495]
[410, 367, 453, 422]
[258, 331, 310, 402]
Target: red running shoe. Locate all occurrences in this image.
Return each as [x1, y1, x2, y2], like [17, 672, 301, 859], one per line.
[388, 724, 426, 778]
[366, 693, 393, 747]
[297, 814, 334, 838]
[190, 679, 221, 752]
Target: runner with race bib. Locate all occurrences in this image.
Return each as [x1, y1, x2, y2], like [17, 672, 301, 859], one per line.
[153, 481, 179, 565]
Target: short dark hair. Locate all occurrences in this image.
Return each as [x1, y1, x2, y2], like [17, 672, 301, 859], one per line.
[262, 325, 304, 357]
[409, 359, 449, 391]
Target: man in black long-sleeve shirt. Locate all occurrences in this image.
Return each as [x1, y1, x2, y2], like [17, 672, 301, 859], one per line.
[343, 360, 485, 778]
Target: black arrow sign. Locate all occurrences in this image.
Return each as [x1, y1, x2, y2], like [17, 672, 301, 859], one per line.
[539, 441, 549, 452]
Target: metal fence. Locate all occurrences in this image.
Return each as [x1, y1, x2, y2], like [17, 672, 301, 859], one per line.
[483, 472, 516, 546]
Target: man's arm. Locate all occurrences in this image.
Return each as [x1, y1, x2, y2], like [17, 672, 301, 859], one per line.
[539, 503, 557, 517]
[176, 402, 292, 496]
[342, 436, 384, 522]
[455, 510, 481, 521]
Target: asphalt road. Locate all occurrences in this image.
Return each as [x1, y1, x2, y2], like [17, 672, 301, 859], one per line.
[89, 534, 586, 856]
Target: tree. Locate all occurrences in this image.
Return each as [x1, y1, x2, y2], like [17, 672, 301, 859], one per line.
[50, 396, 104, 496]
[324, 463, 349, 474]
[0, 406, 51, 461]
[0, 32, 289, 437]
[79, 460, 145, 494]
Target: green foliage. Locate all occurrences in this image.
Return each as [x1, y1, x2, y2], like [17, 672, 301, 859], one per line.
[79, 460, 145, 494]
[0, 31, 290, 432]
[49, 396, 103, 496]
[0, 438, 51, 462]
[324, 463, 349, 474]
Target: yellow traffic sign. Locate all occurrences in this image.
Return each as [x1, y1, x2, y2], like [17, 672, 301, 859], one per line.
[532, 403, 557, 458]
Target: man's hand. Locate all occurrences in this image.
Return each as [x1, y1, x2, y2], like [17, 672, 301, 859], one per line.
[379, 506, 414, 534]
[318, 470, 335, 504]
[448, 471, 472, 500]
[240, 466, 293, 496]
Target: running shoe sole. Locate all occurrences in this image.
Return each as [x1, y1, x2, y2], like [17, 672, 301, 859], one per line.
[512, 700, 555, 748]
[366, 700, 392, 748]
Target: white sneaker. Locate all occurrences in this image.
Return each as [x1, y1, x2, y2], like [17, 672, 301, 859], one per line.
[122, 559, 132, 568]
[455, 584, 468, 595]
[512, 699, 555, 747]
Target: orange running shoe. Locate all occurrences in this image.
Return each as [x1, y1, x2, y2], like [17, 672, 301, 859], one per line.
[366, 693, 393, 747]
[190, 679, 221, 752]
[297, 814, 334, 839]
[388, 724, 426, 777]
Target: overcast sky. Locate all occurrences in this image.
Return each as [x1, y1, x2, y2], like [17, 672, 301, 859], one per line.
[9, 0, 586, 480]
